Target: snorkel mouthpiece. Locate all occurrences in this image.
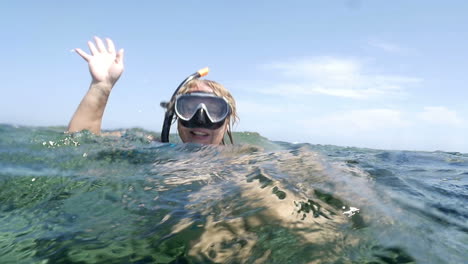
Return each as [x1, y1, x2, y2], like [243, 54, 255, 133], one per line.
[160, 67, 210, 142]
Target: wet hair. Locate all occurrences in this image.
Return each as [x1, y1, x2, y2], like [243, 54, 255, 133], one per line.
[173, 79, 238, 144]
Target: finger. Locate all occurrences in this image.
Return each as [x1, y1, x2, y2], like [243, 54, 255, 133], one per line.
[106, 38, 116, 54]
[87, 41, 98, 55]
[94, 36, 106, 53]
[115, 49, 125, 64]
[75, 48, 91, 61]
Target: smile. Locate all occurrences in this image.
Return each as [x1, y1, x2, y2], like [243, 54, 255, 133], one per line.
[191, 131, 209, 136]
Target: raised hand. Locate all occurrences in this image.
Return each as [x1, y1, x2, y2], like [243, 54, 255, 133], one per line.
[75, 36, 124, 88]
[68, 37, 125, 134]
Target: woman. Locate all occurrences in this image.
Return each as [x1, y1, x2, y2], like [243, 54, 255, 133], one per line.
[68, 37, 238, 145]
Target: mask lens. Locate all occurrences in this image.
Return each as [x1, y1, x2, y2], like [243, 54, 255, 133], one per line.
[175, 93, 230, 122]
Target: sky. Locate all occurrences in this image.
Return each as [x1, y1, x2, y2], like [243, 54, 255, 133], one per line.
[1, 0, 468, 152]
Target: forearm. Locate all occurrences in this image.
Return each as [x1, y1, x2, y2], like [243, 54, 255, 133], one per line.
[67, 82, 113, 134]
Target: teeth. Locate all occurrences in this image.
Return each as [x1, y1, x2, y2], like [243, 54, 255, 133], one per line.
[192, 131, 208, 136]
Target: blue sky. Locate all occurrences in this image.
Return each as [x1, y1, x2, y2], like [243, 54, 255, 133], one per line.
[1, 0, 468, 152]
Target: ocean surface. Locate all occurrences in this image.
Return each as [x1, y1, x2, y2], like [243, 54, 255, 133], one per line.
[0, 124, 467, 264]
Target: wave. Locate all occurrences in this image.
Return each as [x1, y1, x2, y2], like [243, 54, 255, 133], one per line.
[0, 124, 466, 263]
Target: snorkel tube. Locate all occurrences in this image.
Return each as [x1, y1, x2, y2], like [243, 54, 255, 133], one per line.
[160, 67, 209, 142]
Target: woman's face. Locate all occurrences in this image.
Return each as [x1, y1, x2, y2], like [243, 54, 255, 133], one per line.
[177, 83, 228, 145]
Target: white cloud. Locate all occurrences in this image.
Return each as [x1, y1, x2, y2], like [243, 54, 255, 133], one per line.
[265, 57, 361, 84]
[368, 39, 403, 53]
[237, 100, 286, 114]
[311, 87, 388, 99]
[261, 57, 422, 99]
[417, 106, 464, 126]
[234, 101, 468, 152]
[307, 108, 409, 132]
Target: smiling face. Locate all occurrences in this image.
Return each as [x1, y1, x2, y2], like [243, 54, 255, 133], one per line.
[177, 83, 228, 145]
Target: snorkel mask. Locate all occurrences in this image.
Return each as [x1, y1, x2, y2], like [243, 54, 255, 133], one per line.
[175, 92, 231, 130]
[161, 67, 233, 143]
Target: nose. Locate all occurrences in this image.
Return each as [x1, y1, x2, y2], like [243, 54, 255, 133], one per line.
[195, 108, 207, 125]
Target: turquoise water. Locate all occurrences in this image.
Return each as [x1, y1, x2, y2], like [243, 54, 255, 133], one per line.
[0, 124, 467, 263]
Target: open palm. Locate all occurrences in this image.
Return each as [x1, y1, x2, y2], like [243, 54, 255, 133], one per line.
[75, 37, 124, 87]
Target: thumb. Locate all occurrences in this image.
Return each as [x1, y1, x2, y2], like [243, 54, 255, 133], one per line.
[116, 49, 124, 64]
[75, 48, 91, 62]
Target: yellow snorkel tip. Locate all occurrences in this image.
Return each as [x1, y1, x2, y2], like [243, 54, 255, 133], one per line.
[197, 67, 209, 77]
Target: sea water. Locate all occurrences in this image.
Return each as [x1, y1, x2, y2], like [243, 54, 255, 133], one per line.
[0, 124, 466, 264]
